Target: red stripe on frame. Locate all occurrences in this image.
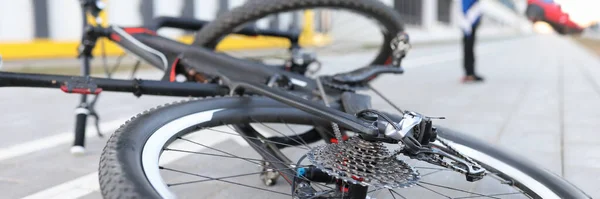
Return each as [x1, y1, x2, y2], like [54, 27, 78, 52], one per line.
[123, 27, 156, 35]
[169, 58, 180, 82]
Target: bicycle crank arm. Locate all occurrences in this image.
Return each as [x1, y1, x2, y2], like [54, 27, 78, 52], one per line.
[231, 80, 379, 135]
[0, 71, 228, 97]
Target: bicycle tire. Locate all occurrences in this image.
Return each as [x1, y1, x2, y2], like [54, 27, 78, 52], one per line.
[98, 96, 589, 199]
[191, 0, 405, 66]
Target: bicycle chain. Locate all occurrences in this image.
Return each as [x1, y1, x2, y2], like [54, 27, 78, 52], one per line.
[307, 137, 420, 189]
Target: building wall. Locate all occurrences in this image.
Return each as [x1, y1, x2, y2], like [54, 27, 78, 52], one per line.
[0, 0, 35, 42]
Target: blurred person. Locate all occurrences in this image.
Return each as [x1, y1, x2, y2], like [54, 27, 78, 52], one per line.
[460, 0, 485, 83]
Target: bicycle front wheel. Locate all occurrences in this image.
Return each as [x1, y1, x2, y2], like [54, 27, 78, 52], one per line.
[191, 0, 405, 77]
[99, 96, 589, 199]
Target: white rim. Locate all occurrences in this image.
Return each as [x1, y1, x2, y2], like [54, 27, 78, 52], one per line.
[141, 109, 222, 199]
[140, 108, 559, 199]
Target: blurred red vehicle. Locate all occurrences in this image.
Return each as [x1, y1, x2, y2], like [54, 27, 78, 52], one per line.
[525, 0, 584, 34]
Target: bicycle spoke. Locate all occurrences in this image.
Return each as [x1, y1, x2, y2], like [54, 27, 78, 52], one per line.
[251, 118, 313, 150]
[414, 166, 448, 170]
[222, 123, 305, 181]
[177, 137, 261, 165]
[420, 181, 503, 199]
[160, 167, 291, 196]
[389, 189, 408, 199]
[222, 124, 297, 166]
[283, 121, 311, 147]
[453, 192, 524, 199]
[421, 170, 445, 177]
[167, 171, 265, 186]
[163, 148, 311, 168]
[368, 85, 404, 114]
[165, 166, 327, 192]
[389, 190, 397, 199]
[191, 123, 310, 184]
[417, 183, 452, 199]
[204, 127, 310, 150]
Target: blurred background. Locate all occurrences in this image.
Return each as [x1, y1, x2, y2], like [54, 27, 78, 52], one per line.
[0, 0, 598, 61]
[1, 0, 600, 199]
[0, 0, 540, 60]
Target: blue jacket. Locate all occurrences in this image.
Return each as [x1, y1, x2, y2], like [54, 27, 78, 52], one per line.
[461, 0, 482, 35]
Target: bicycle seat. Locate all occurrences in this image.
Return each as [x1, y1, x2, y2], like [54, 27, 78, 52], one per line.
[331, 65, 404, 84]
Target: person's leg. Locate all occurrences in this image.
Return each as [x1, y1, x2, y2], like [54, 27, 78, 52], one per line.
[470, 21, 480, 75]
[463, 32, 475, 76]
[462, 21, 483, 82]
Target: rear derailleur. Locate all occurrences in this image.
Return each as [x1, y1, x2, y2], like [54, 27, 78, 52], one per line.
[358, 110, 487, 182]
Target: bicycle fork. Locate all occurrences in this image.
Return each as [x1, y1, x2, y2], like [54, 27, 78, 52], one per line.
[72, 94, 89, 155]
[72, 56, 92, 155]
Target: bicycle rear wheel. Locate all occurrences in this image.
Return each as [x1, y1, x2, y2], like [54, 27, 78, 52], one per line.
[99, 96, 589, 199]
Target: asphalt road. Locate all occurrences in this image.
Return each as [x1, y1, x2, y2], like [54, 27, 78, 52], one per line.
[1, 34, 599, 199]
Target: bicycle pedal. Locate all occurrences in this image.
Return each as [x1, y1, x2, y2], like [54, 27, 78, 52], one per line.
[60, 76, 103, 95]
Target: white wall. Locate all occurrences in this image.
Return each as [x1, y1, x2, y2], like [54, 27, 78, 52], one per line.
[0, 0, 34, 42]
[107, 0, 143, 27]
[47, 0, 82, 41]
[195, 0, 218, 21]
[228, 0, 246, 9]
[154, 0, 185, 37]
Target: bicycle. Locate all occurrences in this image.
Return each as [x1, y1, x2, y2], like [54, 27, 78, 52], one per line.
[0, 0, 591, 198]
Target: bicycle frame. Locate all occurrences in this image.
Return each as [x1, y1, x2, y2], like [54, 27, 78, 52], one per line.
[1, 0, 406, 160]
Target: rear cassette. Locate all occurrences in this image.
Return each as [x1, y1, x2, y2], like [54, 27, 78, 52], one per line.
[306, 137, 420, 189]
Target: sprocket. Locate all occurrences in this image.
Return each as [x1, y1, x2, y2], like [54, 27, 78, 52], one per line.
[306, 137, 420, 189]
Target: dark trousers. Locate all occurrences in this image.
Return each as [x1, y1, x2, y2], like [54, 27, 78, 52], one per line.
[463, 22, 480, 76]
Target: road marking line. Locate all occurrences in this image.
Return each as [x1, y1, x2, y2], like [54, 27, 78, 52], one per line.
[21, 126, 241, 199]
[0, 118, 128, 162]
